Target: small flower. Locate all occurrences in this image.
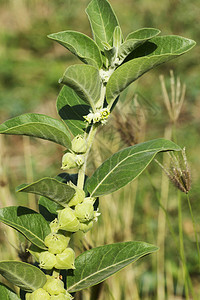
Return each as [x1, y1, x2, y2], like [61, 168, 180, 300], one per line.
[83, 108, 110, 125]
[44, 233, 71, 254]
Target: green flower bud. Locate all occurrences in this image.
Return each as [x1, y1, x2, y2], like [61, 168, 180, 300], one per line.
[79, 220, 94, 233]
[43, 276, 65, 295]
[67, 182, 85, 207]
[50, 292, 73, 300]
[55, 248, 75, 270]
[29, 288, 50, 300]
[39, 251, 56, 270]
[75, 200, 94, 222]
[71, 135, 87, 154]
[50, 219, 59, 234]
[61, 153, 77, 170]
[44, 233, 70, 254]
[58, 207, 80, 232]
[25, 293, 32, 300]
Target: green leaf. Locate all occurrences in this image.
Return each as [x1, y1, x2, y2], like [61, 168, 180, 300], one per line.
[106, 35, 196, 105]
[86, 0, 120, 51]
[0, 113, 71, 149]
[86, 139, 181, 197]
[57, 86, 90, 136]
[0, 283, 20, 300]
[48, 31, 102, 69]
[38, 196, 58, 222]
[0, 261, 46, 292]
[113, 26, 123, 52]
[59, 65, 101, 109]
[67, 241, 158, 292]
[118, 28, 160, 62]
[0, 206, 50, 249]
[17, 177, 75, 207]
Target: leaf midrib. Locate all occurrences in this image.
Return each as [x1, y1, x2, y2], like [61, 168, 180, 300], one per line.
[0, 216, 46, 248]
[67, 249, 154, 291]
[90, 146, 166, 196]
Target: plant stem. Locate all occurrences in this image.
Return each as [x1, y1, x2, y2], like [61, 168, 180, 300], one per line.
[186, 193, 200, 269]
[77, 124, 98, 190]
[178, 191, 189, 300]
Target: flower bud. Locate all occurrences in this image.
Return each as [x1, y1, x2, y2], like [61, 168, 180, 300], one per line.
[44, 233, 70, 254]
[43, 276, 65, 295]
[50, 292, 73, 300]
[71, 135, 87, 154]
[75, 200, 94, 222]
[39, 251, 56, 270]
[55, 248, 75, 270]
[79, 220, 94, 233]
[28, 288, 50, 300]
[61, 153, 77, 170]
[67, 183, 85, 207]
[57, 207, 80, 232]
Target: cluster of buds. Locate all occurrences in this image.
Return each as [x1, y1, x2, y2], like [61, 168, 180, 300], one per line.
[61, 135, 87, 170]
[83, 108, 110, 125]
[26, 275, 73, 299]
[29, 184, 100, 272]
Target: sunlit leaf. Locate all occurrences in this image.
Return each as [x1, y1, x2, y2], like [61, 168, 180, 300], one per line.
[0, 261, 46, 292]
[67, 241, 158, 292]
[87, 139, 181, 197]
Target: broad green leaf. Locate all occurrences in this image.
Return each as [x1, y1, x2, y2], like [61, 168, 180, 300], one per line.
[0, 283, 20, 300]
[57, 86, 90, 136]
[86, 0, 120, 51]
[106, 35, 196, 105]
[0, 206, 50, 249]
[38, 173, 79, 221]
[67, 241, 158, 292]
[0, 261, 46, 292]
[86, 139, 181, 197]
[17, 177, 75, 207]
[59, 65, 101, 109]
[48, 31, 102, 69]
[38, 196, 58, 222]
[0, 113, 71, 149]
[118, 28, 160, 62]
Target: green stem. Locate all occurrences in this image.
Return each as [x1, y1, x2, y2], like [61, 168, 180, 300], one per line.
[186, 193, 200, 269]
[178, 191, 189, 300]
[77, 124, 98, 190]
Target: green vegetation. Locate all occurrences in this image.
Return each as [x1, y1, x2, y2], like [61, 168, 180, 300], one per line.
[0, 1, 199, 299]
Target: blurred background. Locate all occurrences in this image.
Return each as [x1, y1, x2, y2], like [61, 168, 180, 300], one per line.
[0, 0, 199, 299]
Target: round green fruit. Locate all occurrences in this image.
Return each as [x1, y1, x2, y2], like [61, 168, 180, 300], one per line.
[75, 200, 94, 222]
[71, 135, 87, 154]
[58, 207, 80, 232]
[55, 248, 75, 270]
[44, 233, 70, 254]
[43, 276, 65, 295]
[39, 251, 56, 270]
[28, 288, 50, 300]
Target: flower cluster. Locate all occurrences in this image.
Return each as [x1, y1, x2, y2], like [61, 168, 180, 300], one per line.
[26, 275, 73, 299]
[83, 108, 110, 125]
